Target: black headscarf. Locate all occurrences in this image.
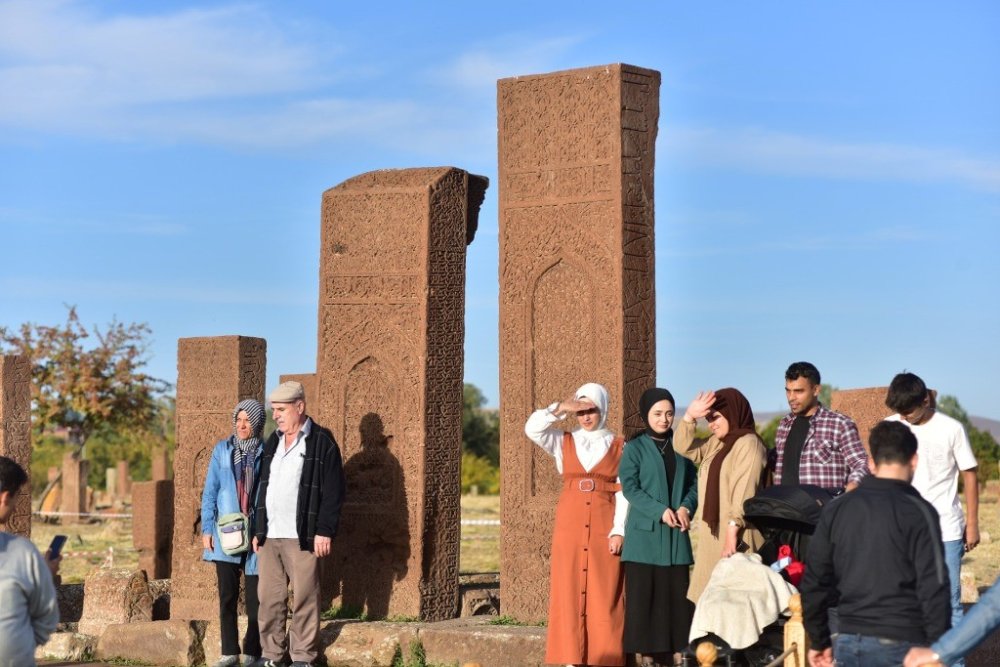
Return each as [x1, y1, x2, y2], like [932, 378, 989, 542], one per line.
[638, 387, 676, 439]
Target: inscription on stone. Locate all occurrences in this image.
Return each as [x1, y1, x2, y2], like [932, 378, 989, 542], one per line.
[316, 168, 486, 621]
[498, 64, 659, 620]
[170, 336, 265, 620]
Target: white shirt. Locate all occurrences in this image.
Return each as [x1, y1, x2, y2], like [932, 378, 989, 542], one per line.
[265, 418, 312, 539]
[886, 411, 977, 541]
[524, 403, 628, 537]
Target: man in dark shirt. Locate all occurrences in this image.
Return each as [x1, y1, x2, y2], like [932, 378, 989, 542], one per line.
[771, 361, 869, 492]
[801, 420, 950, 667]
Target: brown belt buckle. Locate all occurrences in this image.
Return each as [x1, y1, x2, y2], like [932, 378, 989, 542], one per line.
[578, 479, 595, 492]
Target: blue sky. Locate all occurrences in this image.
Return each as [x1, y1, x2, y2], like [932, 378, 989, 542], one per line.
[2, 0, 999, 419]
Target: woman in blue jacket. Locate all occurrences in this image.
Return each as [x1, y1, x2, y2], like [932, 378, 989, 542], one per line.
[620, 387, 698, 667]
[202, 399, 265, 667]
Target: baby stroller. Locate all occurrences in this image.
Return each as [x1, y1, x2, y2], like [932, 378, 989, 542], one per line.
[683, 484, 834, 666]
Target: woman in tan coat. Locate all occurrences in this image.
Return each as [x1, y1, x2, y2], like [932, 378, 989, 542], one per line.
[674, 388, 767, 603]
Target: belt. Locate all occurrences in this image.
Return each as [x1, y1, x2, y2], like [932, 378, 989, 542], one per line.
[564, 478, 621, 493]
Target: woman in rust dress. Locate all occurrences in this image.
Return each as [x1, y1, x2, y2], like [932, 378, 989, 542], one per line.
[524, 382, 628, 667]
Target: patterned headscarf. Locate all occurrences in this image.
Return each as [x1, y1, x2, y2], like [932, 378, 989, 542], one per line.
[231, 399, 265, 514]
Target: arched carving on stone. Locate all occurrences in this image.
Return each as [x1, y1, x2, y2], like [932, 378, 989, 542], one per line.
[525, 255, 599, 501]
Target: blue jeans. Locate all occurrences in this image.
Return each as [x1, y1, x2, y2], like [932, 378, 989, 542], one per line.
[834, 633, 912, 667]
[944, 538, 966, 667]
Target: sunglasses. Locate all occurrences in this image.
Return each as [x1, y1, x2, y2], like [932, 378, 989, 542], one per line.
[706, 412, 722, 423]
[575, 408, 600, 417]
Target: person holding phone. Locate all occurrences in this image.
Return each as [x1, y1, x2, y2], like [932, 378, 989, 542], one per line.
[0, 456, 60, 667]
[202, 399, 266, 667]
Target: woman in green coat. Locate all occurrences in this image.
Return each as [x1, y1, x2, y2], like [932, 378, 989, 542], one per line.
[620, 388, 697, 667]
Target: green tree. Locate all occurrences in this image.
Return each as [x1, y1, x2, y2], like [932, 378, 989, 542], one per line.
[0, 306, 171, 452]
[463, 383, 499, 466]
[819, 383, 837, 408]
[758, 416, 781, 449]
[936, 394, 1000, 484]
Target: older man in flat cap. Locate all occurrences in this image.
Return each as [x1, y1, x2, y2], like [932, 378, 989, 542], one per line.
[251, 381, 345, 667]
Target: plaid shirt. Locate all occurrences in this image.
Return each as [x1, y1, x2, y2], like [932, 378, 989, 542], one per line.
[770, 405, 869, 490]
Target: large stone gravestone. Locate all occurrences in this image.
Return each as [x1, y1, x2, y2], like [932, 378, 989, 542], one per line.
[61, 451, 89, 524]
[497, 64, 660, 620]
[0, 354, 32, 537]
[830, 386, 892, 453]
[316, 167, 487, 621]
[170, 336, 265, 620]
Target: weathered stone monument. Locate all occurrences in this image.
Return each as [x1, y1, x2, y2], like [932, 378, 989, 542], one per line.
[151, 446, 170, 481]
[79, 568, 154, 637]
[116, 459, 131, 498]
[0, 354, 32, 537]
[830, 386, 892, 452]
[170, 336, 266, 620]
[279, 373, 317, 404]
[317, 167, 487, 621]
[497, 64, 660, 620]
[61, 451, 89, 524]
[133, 479, 174, 579]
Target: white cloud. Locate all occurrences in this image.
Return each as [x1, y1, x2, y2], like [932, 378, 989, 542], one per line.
[432, 34, 585, 92]
[660, 225, 934, 258]
[664, 125, 1000, 194]
[0, 276, 312, 306]
[0, 0, 325, 129]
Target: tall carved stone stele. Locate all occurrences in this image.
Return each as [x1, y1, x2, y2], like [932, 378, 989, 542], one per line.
[171, 336, 266, 620]
[0, 354, 32, 538]
[498, 64, 660, 620]
[62, 451, 89, 524]
[317, 167, 487, 621]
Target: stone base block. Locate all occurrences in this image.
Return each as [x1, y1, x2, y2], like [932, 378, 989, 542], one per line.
[321, 620, 420, 667]
[57, 582, 85, 623]
[203, 615, 250, 667]
[96, 619, 206, 666]
[35, 632, 96, 662]
[420, 617, 546, 667]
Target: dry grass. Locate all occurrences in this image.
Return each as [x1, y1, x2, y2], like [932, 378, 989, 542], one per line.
[460, 493, 501, 573]
[964, 496, 1000, 591]
[31, 517, 139, 584]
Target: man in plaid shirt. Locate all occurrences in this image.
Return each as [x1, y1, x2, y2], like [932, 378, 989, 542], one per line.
[770, 362, 869, 492]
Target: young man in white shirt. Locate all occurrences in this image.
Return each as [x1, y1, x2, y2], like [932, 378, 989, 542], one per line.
[885, 372, 979, 667]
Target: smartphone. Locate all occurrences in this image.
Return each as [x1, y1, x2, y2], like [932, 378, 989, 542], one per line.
[47, 534, 68, 560]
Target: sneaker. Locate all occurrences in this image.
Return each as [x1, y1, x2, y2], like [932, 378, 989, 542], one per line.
[239, 657, 256, 666]
[248, 659, 285, 667]
[211, 656, 240, 667]
[289, 662, 312, 667]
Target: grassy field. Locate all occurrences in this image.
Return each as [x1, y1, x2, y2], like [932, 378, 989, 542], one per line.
[32, 517, 139, 583]
[28, 492, 1000, 592]
[460, 493, 501, 573]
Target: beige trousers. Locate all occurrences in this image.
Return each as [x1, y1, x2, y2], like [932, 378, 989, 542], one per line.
[258, 538, 320, 663]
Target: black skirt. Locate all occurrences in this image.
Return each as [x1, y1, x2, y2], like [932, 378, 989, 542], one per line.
[623, 561, 693, 655]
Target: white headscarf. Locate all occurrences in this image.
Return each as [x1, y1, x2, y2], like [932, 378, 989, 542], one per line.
[573, 382, 613, 445]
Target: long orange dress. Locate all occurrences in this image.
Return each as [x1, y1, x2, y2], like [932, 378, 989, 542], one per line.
[545, 432, 626, 667]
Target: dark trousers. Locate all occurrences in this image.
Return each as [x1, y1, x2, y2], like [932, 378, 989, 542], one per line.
[216, 560, 261, 657]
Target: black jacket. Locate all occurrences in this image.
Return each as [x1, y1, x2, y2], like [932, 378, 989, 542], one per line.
[801, 475, 951, 648]
[254, 419, 346, 551]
